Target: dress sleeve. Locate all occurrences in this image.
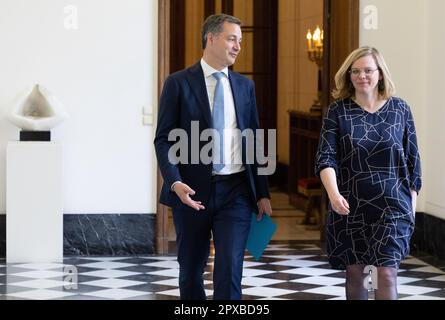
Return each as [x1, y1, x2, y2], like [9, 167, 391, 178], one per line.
[315, 103, 339, 177]
[403, 104, 422, 193]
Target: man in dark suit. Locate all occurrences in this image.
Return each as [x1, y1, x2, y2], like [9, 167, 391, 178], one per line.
[154, 14, 272, 300]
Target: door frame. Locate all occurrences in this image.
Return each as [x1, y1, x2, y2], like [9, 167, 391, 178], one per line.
[156, 0, 170, 255]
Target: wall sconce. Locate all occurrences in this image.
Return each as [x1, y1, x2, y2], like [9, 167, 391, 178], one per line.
[306, 25, 323, 113]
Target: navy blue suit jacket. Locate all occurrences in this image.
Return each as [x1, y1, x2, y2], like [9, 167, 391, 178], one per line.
[154, 62, 270, 210]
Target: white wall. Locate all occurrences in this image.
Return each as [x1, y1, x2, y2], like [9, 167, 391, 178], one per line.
[0, 0, 158, 214]
[360, 0, 445, 219]
[424, 0, 445, 219]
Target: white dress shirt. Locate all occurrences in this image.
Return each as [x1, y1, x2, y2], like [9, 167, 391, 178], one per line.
[171, 59, 246, 191]
[200, 58, 244, 175]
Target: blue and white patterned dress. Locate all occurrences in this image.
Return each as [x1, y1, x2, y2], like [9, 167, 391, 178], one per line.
[315, 97, 422, 270]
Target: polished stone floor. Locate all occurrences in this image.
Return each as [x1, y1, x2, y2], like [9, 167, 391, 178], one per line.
[1, 241, 445, 300]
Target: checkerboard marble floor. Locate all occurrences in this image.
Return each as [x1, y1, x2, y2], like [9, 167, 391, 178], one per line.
[1, 243, 445, 300]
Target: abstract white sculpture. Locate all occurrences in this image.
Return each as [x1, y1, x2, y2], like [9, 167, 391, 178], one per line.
[6, 84, 69, 131]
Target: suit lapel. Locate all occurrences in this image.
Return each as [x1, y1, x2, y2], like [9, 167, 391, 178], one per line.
[229, 71, 247, 131]
[186, 63, 212, 128]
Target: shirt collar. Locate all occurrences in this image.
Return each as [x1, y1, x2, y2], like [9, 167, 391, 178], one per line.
[200, 58, 229, 79]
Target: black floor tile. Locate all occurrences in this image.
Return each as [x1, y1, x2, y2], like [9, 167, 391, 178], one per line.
[423, 289, 445, 298]
[406, 279, 445, 289]
[278, 292, 337, 300]
[260, 272, 307, 281]
[267, 281, 320, 291]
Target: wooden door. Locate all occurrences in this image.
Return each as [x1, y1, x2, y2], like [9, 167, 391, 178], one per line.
[320, 0, 359, 241]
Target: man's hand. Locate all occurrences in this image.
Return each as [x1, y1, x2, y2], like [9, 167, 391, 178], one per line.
[173, 183, 205, 211]
[257, 198, 272, 221]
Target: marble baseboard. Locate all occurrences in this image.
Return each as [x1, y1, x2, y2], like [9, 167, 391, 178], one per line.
[0, 215, 5, 257]
[63, 214, 155, 255]
[411, 212, 445, 260]
[1, 212, 443, 259]
[0, 214, 155, 257]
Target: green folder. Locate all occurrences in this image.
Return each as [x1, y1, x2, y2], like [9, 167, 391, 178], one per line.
[246, 212, 277, 261]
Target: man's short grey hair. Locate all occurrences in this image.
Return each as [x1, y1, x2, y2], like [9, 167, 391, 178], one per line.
[201, 14, 241, 50]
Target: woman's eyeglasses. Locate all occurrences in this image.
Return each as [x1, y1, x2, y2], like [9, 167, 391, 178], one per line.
[349, 68, 379, 77]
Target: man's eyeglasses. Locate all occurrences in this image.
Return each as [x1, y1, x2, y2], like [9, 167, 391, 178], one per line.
[349, 68, 379, 77]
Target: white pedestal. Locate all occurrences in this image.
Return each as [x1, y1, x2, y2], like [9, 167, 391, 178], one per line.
[6, 141, 63, 263]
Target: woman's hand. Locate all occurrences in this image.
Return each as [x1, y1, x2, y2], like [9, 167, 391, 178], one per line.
[330, 194, 350, 215]
[320, 168, 350, 215]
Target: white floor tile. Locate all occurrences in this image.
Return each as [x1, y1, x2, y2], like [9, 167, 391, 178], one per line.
[280, 267, 339, 276]
[263, 247, 295, 252]
[152, 278, 212, 287]
[151, 278, 180, 287]
[77, 261, 135, 269]
[147, 269, 180, 277]
[262, 255, 314, 260]
[397, 276, 422, 285]
[266, 244, 289, 248]
[402, 258, 429, 266]
[6, 289, 76, 300]
[242, 286, 294, 297]
[397, 285, 440, 295]
[80, 269, 139, 278]
[157, 288, 213, 297]
[327, 296, 347, 300]
[301, 247, 323, 251]
[271, 260, 326, 268]
[241, 277, 285, 287]
[12, 262, 66, 270]
[410, 266, 445, 274]
[12, 279, 70, 289]
[12, 270, 65, 279]
[242, 269, 276, 277]
[156, 288, 181, 297]
[78, 257, 133, 261]
[83, 288, 152, 299]
[303, 286, 345, 296]
[399, 295, 445, 300]
[427, 275, 445, 282]
[291, 276, 345, 286]
[242, 261, 267, 268]
[82, 278, 145, 288]
[143, 260, 180, 268]
[144, 256, 178, 261]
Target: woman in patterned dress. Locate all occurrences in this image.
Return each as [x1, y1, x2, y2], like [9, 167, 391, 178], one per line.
[315, 47, 421, 300]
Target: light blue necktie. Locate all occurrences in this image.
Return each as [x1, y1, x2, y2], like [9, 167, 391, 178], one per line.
[212, 72, 225, 172]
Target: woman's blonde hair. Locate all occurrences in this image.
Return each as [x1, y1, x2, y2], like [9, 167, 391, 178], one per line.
[332, 46, 395, 100]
